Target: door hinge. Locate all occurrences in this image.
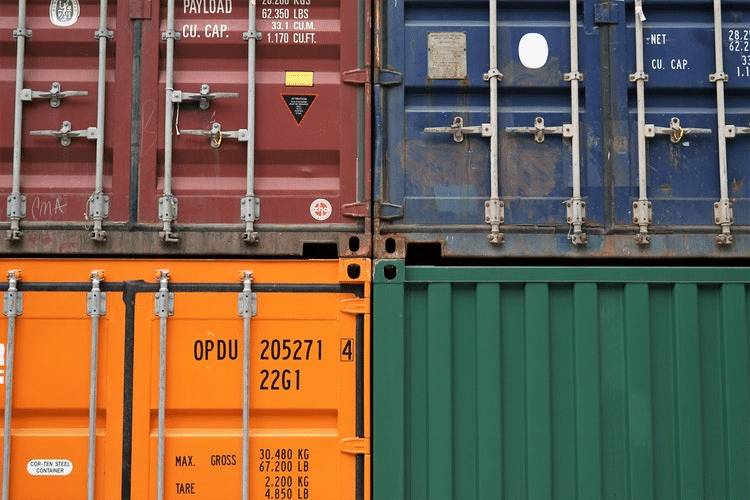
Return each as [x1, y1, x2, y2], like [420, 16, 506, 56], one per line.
[339, 437, 370, 455]
[594, 3, 619, 24]
[376, 68, 403, 87]
[342, 202, 369, 218]
[129, 0, 152, 19]
[376, 202, 404, 220]
[342, 67, 371, 85]
[339, 298, 369, 315]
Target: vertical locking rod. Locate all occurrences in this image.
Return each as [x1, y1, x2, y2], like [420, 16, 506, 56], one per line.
[565, 0, 587, 245]
[7, 0, 29, 240]
[88, 0, 112, 241]
[485, 0, 503, 244]
[87, 271, 106, 500]
[238, 271, 256, 500]
[154, 270, 173, 500]
[711, 0, 733, 245]
[2, 270, 22, 500]
[632, 0, 652, 244]
[159, 0, 179, 243]
[241, 2, 260, 243]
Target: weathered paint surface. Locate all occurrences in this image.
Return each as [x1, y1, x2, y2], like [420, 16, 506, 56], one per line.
[374, 0, 750, 258]
[374, 261, 750, 500]
[0, 1, 371, 256]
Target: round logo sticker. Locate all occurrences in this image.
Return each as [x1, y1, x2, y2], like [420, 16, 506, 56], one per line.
[310, 199, 332, 221]
[50, 0, 80, 27]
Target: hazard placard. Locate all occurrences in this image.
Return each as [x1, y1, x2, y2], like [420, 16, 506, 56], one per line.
[282, 94, 317, 125]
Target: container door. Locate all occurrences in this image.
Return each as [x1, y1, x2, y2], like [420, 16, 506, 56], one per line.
[130, 278, 369, 499]
[0, 1, 132, 230]
[376, 0, 604, 255]
[0, 275, 124, 499]
[612, 1, 750, 240]
[138, 0, 371, 231]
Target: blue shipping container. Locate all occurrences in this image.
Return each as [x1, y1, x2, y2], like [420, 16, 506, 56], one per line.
[374, 0, 750, 258]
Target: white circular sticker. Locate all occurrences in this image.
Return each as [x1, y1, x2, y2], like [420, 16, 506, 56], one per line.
[310, 199, 332, 221]
[518, 33, 549, 69]
[50, 0, 80, 27]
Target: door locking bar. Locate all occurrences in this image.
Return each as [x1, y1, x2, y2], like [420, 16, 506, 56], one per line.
[506, 117, 574, 144]
[7, 0, 30, 240]
[88, 0, 113, 242]
[30, 121, 98, 147]
[505, 0, 587, 246]
[242, 3, 262, 244]
[86, 271, 106, 500]
[1, 270, 22, 500]
[238, 271, 257, 500]
[154, 270, 174, 500]
[423, 0, 504, 244]
[710, 0, 748, 245]
[179, 122, 248, 149]
[21, 82, 88, 108]
[160, 0, 180, 243]
[171, 84, 240, 111]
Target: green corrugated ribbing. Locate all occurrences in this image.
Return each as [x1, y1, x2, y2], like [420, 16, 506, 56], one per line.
[373, 262, 750, 500]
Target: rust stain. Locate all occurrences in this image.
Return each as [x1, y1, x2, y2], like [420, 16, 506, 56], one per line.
[731, 177, 744, 194]
[500, 135, 560, 198]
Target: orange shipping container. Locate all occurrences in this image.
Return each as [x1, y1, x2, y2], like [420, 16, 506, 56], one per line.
[0, 259, 370, 500]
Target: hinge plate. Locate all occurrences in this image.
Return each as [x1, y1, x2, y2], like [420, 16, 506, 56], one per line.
[339, 437, 370, 455]
[129, 0, 152, 19]
[376, 202, 404, 220]
[594, 3, 619, 24]
[342, 202, 369, 218]
[342, 67, 371, 85]
[339, 298, 369, 315]
[376, 68, 403, 86]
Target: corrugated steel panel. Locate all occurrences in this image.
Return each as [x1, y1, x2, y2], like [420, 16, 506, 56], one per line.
[0, 259, 371, 499]
[373, 261, 750, 500]
[1, 1, 371, 257]
[374, 0, 750, 258]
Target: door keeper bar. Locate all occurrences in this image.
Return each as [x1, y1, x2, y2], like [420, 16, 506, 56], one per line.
[423, 0, 504, 245]
[88, 0, 114, 242]
[86, 271, 106, 500]
[238, 271, 257, 500]
[7, 1, 30, 241]
[154, 270, 173, 500]
[242, 2, 261, 243]
[505, 0, 587, 246]
[1, 270, 22, 500]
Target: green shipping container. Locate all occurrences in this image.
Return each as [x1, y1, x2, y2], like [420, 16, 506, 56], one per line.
[373, 261, 750, 500]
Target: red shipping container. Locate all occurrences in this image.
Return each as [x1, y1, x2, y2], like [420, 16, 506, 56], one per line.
[0, 0, 371, 256]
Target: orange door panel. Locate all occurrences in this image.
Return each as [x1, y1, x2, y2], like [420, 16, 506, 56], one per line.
[128, 261, 370, 500]
[0, 259, 370, 500]
[0, 279, 124, 499]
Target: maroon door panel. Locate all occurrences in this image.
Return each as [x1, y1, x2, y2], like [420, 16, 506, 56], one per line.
[139, 0, 371, 227]
[0, 0, 132, 224]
